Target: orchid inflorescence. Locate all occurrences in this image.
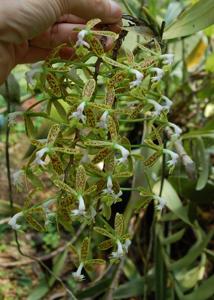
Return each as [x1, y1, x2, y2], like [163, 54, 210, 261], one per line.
[8, 18, 181, 279]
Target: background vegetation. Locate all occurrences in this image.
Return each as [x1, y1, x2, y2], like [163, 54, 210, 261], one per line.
[0, 0, 214, 299]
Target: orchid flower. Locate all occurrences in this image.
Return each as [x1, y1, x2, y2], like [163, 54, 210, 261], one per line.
[103, 176, 123, 198]
[98, 111, 109, 129]
[163, 149, 179, 168]
[72, 195, 86, 216]
[114, 144, 130, 164]
[71, 102, 86, 123]
[151, 67, 164, 82]
[111, 239, 131, 259]
[148, 99, 164, 116]
[76, 30, 90, 48]
[12, 170, 25, 190]
[168, 122, 182, 139]
[130, 69, 144, 88]
[72, 262, 85, 281]
[154, 195, 167, 212]
[34, 147, 49, 166]
[8, 212, 23, 230]
[162, 96, 173, 110]
[160, 53, 174, 65]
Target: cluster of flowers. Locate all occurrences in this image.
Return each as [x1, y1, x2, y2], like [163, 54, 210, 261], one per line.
[9, 19, 182, 279]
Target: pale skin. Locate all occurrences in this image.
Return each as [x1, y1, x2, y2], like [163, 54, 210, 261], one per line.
[0, 0, 122, 84]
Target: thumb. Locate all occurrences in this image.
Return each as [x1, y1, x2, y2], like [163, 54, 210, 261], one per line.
[0, 0, 121, 44]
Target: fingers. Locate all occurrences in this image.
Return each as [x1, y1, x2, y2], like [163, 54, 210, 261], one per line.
[62, 0, 122, 24]
[30, 23, 84, 49]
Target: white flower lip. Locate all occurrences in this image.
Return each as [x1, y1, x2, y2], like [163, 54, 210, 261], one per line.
[76, 29, 90, 48]
[154, 195, 167, 211]
[103, 176, 123, 199]
[114, 144, 130, 164]
[163, 149, 179, 168]
[130, 69, 144, 88]
[168, 122, 182, 137]
[148, 99, 163, 116]
[72, 195, 86, 216]
[71, 102, 86, 123]
[98, 111, 109, 129]
[111, 239, 131, 259]
[162, 96, 172, 110]
[34, 147, 49, 166]
[8, 212, 23, 230]
[72, 262, 85, 281]
[160, 53, 174, 65]
[151, 67, 164, 82]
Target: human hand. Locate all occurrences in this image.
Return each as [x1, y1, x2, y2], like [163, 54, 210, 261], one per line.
[0, 0, 122, 84]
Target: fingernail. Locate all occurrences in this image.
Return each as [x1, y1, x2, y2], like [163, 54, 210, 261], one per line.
[109, 0, 122, 20]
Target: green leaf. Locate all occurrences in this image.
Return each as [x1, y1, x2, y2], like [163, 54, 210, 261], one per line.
[27, 279, 49, 300]
[53, 100, 67, 122]
[182, 129, 214, 139]
[170, 228, 213, 271]
[99, 239, 113, 250]
[183, 275, 214, 300]
[54, 180, 76, 196]
[49, 250, 68, 286]
[195, 138, 209, 191]
[161, 229, 185, 245]
[205, 52, 214, 73]
[163, 0, 214, 40]
[76, 165, 87, 193]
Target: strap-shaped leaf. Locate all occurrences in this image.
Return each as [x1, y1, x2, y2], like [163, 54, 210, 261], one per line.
[126, 49, 135, 65]
[114, 213, 124, 237]
[81, 237, 90, 262]
[24, 115, 36, 137]
[104, 152, 115, 173]
[92, 148, 112, 164]
[76, 165, 87, 193]
[54, 180, 76, 196]
[94, 227, 114, 239]
[108, 116, 118, 141]
[83, 79, 96, 100]
[47, 124, 60, 145]
[53, 100, 67, 122]
[144, 151, 162, 167]
[46, 73, 61, 97]
[24, 207, 46, 232]
[86, 18, 101, 30]
[69, 244, 79, 265]
[98, 239, 114, 251]
[88, 36, 104, 57]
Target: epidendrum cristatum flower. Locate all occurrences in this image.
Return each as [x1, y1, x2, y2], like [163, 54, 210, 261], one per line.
[98, 111, 109, 129]
[72, 195, 86, 216]
[167, 122, 182, 139]
[130, 69, 144, 88]
[111, 239, 131, 259]
[148, 99, 164, 116]
[12, 169, 25, 190]
[76, 30, 90, 48]
[153, 195, 167, 212]
[72, 262, 85, 281]
[114, 144, 130, 164]
[103, 176, 123, 198]
[163, 149, 179, 168]
[150, 67, 164, 82]
[162, 96, 173, 110]
[71, 102, 86, 123]
[8, 212, 23, 230]
[160, 54, 174, 65]
[34, 147, 49, 166]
